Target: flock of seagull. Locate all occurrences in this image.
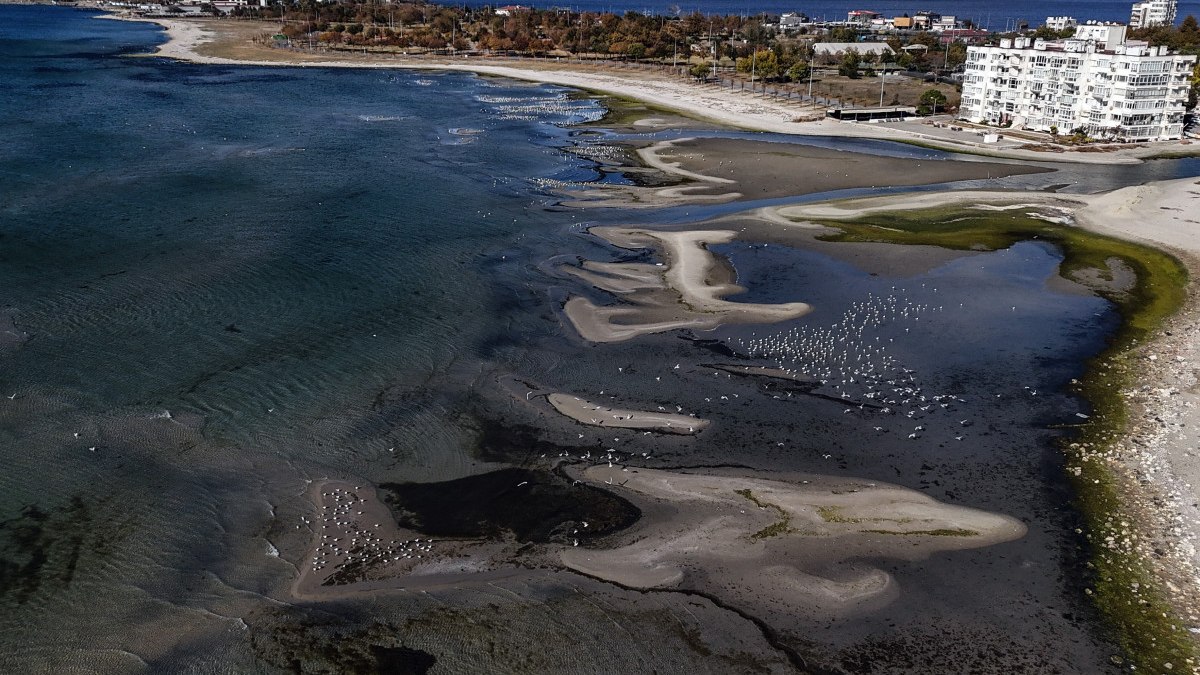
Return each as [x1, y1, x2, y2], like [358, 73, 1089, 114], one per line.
[308, 486, 435, 580]
[737, 288, 975, 442]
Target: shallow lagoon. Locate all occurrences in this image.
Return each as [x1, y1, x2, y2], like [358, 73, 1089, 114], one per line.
[0, 6, 1184, 672]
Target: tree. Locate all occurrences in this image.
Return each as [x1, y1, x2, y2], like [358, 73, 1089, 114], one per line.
[737, 49, 779, 79]
[626, 42, 646, 60]
[945, 40, 967, 69]
[1190, 62, 1200, 109]
[838, 48, 861, 78]
[787, 60, 810, 82]
[689, 61, 711, 81]
[919, 88, 947, 114]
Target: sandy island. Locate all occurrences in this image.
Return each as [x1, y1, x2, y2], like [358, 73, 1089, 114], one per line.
[547, 393, 708, 434]
[560, 465, 1026, 617]
[294, 468, 1025, 625]
[564, 227, 813, 342]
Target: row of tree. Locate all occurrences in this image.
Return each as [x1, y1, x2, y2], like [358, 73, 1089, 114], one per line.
[257, 2, 963, 75]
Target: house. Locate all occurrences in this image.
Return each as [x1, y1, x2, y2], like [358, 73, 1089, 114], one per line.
[847, 10, 881, 26]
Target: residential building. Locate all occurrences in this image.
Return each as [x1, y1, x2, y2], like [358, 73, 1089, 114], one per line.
[913, 11, 941, 31]
[847, 10, 882, 26]
[779, 13, 810, 30]
[931, 15, 959, 32]
[1045, 16, 1078, 32]
[1129, 0, 1177, 29]
[959, 25, 1196, 141]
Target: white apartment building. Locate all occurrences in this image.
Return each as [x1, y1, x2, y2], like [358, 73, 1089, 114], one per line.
[1130, 0, 1177, 29]
[1045, 16, 1078, 32]
[959, 26, 1195, 142]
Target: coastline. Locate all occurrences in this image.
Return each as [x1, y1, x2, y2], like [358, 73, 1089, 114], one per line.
[111, 13, 1200, 166]
[774, 180, 1200, 665]
[96, 8, 1200, 667]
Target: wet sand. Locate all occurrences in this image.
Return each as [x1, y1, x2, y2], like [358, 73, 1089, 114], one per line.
[563, 227, 812, 342]
[564, 136, 1048, 209]
[560, 465, 1026, 617]
[547, 393, 707, 434]
[294, 466, 1025, 629]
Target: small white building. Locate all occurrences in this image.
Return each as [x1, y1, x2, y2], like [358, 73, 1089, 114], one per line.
[959, 27, 1196, 142]
[931, 15, 959, 32]
[1045, 16, 1078, 32]
[779, 13, 809, 30]
[1130, 0, 1177, 29]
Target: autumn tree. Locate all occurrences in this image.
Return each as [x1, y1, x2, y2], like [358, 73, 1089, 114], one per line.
[838, 48, 861, 78]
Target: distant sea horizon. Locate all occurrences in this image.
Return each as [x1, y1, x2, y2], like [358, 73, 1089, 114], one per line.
[460, 0, 1200, 32]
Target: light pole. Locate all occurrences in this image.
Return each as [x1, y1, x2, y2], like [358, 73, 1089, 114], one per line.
[879, 66, 885, 106]
[807, 48, 814, 100]
[709, 21, 716, 80]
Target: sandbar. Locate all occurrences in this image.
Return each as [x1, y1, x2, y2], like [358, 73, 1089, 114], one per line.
[561, 465, 1026, 617]
[547, 392, 707, 434]
[563, 227, 812, 342]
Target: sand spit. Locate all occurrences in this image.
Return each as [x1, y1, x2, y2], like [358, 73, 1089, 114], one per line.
[565, 136, 1046, 209]
[771, 178, 1200, 637]
[637, 138, 736, 185]
[564, 227, 812, 342]
[291, 467, 1025, 626]
[773, 189, 1086, 224]
[561, 466, 1026, 616]
[291, 480, 524, 600]
[704, 363, 821, 384]
[547, 393, 707, 434]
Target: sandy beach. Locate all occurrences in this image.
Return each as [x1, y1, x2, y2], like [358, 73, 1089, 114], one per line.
[114, 15, 1200, 166]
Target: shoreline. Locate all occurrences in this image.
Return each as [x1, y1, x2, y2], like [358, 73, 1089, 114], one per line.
[91, 7, 1200, 666]
[773, 181, 1200, 664]
[108, 13, 1200, 166]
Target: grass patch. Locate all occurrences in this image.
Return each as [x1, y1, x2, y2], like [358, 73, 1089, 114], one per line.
[735, 489, 795, 540]
[812, 206, 1195, 671]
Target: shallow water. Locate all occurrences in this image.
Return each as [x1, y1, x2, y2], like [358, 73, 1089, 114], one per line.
[0, 6, 1183, 673]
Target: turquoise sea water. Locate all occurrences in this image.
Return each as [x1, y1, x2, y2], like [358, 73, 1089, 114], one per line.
[1, 6, 1193, 673]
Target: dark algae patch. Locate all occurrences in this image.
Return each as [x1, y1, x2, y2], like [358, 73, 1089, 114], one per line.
[0, 496, 125, 605]
[380, 468, 639, 543]
[811, 206, 1195, 671]
[247, 611, 436, 675]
